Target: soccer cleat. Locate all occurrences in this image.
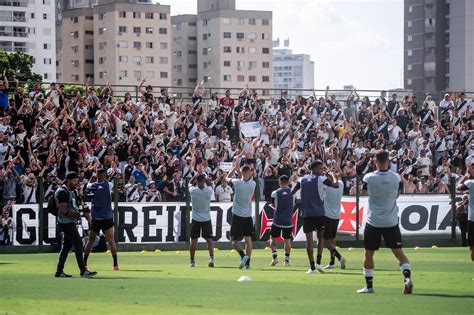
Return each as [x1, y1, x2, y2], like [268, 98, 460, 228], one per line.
[323, 264, 336, 270]
[315, 264, 325, 273]
[239, 255, 249, 269]
[357, 287, 374, 294]
[81, 270, 97, 278]
[306, 269, 316, 274]
[189, 261, 196, 268]
[284, 261, 290, 267]
[55, 271, 72, 278]
[208, 259, 214, 268]
[243, 265, 250, 270]
[112, 265, 120, 271]
[404, 279, 413, 294]
[270, 258, 278, 266]
[340, 257, 347, 270]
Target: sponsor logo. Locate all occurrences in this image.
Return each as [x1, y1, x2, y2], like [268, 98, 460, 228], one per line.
[339, 201, 363, 233]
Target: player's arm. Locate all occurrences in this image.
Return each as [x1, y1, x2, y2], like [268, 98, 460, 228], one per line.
[457, 173, 470, 191]
[291, 181, 300, 195]
[323, 172, 339, 188]
[57, 191, 79, 218]
[227, 157, 241, 181]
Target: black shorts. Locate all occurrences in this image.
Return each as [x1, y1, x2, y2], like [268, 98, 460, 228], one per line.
[190, 220, 213, 239]
[303, 216, 326, 233]
[90, 218, 114, 234]
[468, 220, 474, 246]
[270, 225, 293, 239]
[230, 214, 254, 238]
[364, 224, 402, 251]
[324, 217, 339, 239]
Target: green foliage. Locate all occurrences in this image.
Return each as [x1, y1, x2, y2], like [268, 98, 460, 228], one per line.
[0, 51, 42, 83]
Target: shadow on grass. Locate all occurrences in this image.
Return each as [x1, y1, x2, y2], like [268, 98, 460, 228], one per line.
[415, 293, 474, 299]
[88, 276, 139, 280]
[0, 262, 13, 265]
[117, 270, 162, 273]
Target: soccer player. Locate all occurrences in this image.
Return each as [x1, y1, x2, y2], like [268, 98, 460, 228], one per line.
[189, 174, 215, 267]
[55, 172, 97, 278]
[83, 168, 119, 270]
[456, 164, 474, 261]
[269, 175, 294, 267]
[292, 160, 339, 274]
[323, 172, 347, 269]
[227, 158, 256, 269]
[358, 150, 413, 294]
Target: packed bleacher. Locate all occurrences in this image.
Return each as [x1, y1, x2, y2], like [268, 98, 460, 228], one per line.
[0, 71, 474, 244]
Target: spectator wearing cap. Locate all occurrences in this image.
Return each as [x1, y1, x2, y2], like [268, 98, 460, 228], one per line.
[439, 93, 454, 116]
[146, 181, 162, 202]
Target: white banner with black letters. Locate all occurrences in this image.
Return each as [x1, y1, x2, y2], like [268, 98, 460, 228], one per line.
[12, 195, 458, 245]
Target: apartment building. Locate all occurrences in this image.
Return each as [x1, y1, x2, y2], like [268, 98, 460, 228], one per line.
[0, 0, 56, 81]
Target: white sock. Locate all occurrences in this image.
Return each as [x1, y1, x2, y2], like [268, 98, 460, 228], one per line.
[363, 268, 374, 277]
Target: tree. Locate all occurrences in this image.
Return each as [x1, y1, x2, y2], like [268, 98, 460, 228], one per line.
[0, 51, 42, 83]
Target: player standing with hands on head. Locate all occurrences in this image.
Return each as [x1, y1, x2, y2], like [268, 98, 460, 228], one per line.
[227, 156, 256, 269]
[358, 150, 413, 294]
[456, 164, 474, 261]
[83, 168, 119, 271]
[189, 174, 215, 267]
[269, 175, 294, 267]
[54, 172, 97, 278]
[291, 160, 339, 274]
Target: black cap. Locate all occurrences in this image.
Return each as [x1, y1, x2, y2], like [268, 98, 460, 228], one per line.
[65, 172, 79, 180]
[97, 168, 107, 174]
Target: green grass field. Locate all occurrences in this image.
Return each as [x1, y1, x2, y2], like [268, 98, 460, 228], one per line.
[0, 247, 472, 314]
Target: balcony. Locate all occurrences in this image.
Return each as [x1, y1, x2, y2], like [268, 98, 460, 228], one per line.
[0, 0, 28, 7]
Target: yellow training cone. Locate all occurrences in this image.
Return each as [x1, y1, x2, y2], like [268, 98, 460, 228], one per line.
[348, 247, 354, 251]
[431, 245, 438, 249]
[106, 249, 111, 254]
[155, 249, 162, 253]
[230, 249, 237, 254]
[176, 250, 181, 254]
[141, 250, 148, 254]
[264, 247, 271, 251]
[336, 246, 341, 250]
[414, 246, 420, 250]
[214, 248, 219, 251]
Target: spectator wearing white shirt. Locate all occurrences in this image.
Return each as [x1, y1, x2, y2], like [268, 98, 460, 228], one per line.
[215, 179, 233, 202]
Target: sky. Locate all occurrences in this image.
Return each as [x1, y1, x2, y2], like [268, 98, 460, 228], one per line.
[162, 0, 403, 91]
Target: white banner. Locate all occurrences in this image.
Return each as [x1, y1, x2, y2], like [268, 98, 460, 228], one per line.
[240, 121, 261, 138]
[219, 162, 233, 172]
[11, 195, 458, 245]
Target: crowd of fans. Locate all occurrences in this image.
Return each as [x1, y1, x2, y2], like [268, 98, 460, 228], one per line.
[1, 69, 474, 244]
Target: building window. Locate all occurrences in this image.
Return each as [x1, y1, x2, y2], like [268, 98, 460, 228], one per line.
[145, 27, 153, 34]
[424, 62, 436, 71]
[159, 57, 168, 64]
[407, 64, 412, 71]
[133, 27, 141, 34]
[146, 56, 154, 64]
[73, 17, 78, 23]
[407, 20, 412, 27]
[408, 6, 412, 13]
[43, 13, 47, 19]
[43, 43, 49, 49]
[85, 59, 94, 64]
[425, 18, 435, 27]
[248, 47, 256, 54]
[223, 46, 232, 53]
[99, 27, 106, 35]
[133, 12, 141, 19]
[98, 57, 104, 64]
[119, 70, 128, 78]
[134, 71, 141, 80]
[262, 76, 270, 82]
[262, 33, 269, 40]
[159, 28, 167, 34]
[160, 72, 168, 78]
[189, 64, 197, 69]
[224, 61, 231, 67]
[236, 32, 244, 40]
[407, 78, 412, 85]
[236, 47, 245, 53]
[188, 50, 196, 55]
[188, 36, 197, 41]
[202, 19, 208, 26]
[203, 33, 208, 40]
[98, 13, 104, 20]
[118, 41, 128, 48]
[249, 75, 256, 82]
[223, 18, 231, 24]
[132, 56, 141, 65]
[248, 61, 257, 69]
[236, 61, 245, 69]
[146, 42, 153, 48]
[223, 75, 231, 81]
[262, 48, 270, 54]
[249, 18, 256, 25]
[145, 71, 155, 78]
[407, 49, 412, 56]
[119, 26, 127, 33]
[119, 56, 128, 62]
[248, 33, 256, 40]
[31, 13, 34, 19]
[72, 60, 79, 67]
[262, 62, 270, 68]
[262, 19, 269, 25]
[85, 30, 94, 35]
[188, 22, 196, 26]
[159, 13, 167, 20]
[175, 51, 182, 57]
[407, 35, 412, 42]
[223, 32, 231, 39]
[237, 75, 245, 82]
[119, 11, 126, 18]
[72, 31, 79, 38]
[160, 42, 167, 49]
[175, 65, 182, 72]
[133, 41, 141, 49]
[43, 58, 51, 64]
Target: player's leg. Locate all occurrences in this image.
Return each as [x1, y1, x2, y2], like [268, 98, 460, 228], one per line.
[242, 217, 253, 269]
[305, 231, 315, 273]
[315, 227, 325, 273]
[269, 225, 280, 266]
[189, 220, 200, 267]
[202, 220, 215, 267]
[385, 225, 413, 294]
[357, 224, 380, 293]
[283, 228, 292, 266]
[230, 215, 246, 265]
[83, 229, 97, 268]
[468, 221, 474, 261]
[103, 224, 118, 270]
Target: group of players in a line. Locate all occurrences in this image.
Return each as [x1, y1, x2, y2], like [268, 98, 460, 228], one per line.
[53, 150, 474, 294]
